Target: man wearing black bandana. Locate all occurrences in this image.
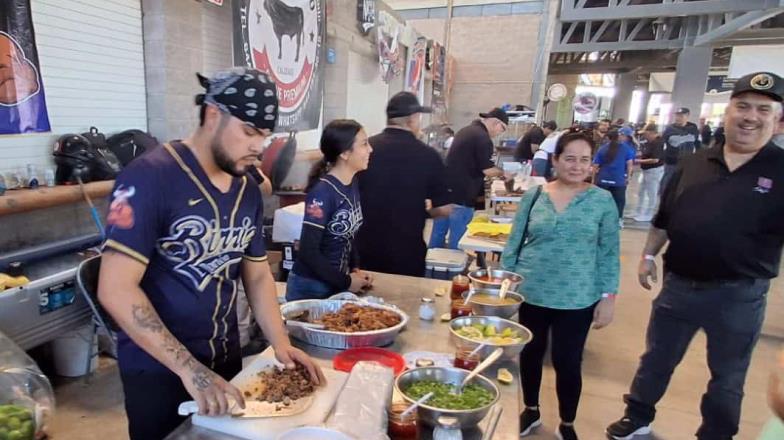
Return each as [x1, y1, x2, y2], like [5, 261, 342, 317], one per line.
[98, 67, 325, 440]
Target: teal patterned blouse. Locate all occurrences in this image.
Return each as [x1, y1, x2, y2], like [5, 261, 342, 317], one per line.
[501, 185, 620, 310]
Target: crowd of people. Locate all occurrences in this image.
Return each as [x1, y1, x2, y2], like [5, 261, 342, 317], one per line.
[95, 64, 784, 440]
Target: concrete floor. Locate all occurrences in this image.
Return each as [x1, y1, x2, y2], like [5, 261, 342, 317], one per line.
[48, 227, 784, 440]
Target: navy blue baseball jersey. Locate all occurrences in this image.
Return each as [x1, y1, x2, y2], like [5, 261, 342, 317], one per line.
[293, 175, 362, 281]
[103, 141, 266, 373]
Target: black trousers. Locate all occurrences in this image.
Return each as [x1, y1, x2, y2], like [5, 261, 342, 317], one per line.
[624, 273, 768, 439]
[599, 184, 627, 218]
[519, 302, 596, 423]
[120, 359, 241, 440]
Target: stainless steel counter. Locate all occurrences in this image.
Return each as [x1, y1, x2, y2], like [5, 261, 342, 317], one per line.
[167, 272, 521, 439]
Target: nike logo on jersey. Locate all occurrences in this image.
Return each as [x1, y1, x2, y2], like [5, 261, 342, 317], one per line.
[188, 198, 203, 206]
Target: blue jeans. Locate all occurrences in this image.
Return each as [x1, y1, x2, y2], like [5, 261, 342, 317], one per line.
[428, 205, 475, 250]
[599, 184, 626, 218]
[285, 272, 334, 301]
[624, 272, 768, 439]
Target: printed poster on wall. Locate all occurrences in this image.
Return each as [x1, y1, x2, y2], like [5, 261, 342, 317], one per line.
[405, 36, 426, 102]
[0, 1, 51, 134]
[234, 0, 325, 131]
[376, 10, 403, 83]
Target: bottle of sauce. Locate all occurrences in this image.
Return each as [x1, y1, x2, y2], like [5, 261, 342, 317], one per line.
[387, 402, 418, 439]
[450, 299, 473, 319]
[450, 275, 470, 300]
[453, 348, 480, 370]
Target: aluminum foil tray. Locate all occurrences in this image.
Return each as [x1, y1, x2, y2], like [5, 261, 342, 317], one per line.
[280, 300, 409, 350]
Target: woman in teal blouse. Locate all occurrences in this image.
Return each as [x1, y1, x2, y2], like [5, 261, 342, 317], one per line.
[502, 131, 620, 440]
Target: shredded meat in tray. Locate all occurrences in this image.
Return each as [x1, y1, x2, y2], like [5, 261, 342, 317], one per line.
[317, 303, 402, 332]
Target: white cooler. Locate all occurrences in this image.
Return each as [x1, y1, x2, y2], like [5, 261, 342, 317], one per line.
[425, 248, 468, 280]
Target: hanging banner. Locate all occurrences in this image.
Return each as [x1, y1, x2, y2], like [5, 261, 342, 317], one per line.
[234, 0, 325, 131]
[0, 1, 51, 135]
[376, 11, 403, 83]
[405, 37, 426, 101]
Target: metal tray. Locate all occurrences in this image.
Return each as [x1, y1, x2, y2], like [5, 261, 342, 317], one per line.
[280, 300, 409, 350]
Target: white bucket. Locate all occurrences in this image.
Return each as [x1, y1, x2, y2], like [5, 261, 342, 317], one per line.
[51, 324, 98, 377]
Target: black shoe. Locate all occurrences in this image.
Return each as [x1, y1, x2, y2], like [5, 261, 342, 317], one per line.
[519, 408, 541, 436]
[556, 424, 578, 440]
[606, 417, 652, 439]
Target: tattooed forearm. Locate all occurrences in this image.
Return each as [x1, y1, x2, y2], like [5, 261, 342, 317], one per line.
[131, 302, 210, 383]
[131, 304, 165, 332]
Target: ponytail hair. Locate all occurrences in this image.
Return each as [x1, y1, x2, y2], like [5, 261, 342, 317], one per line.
[603, 129, 621, 163]
[306, 119, 363, 191]
[306, 158, 330, 191]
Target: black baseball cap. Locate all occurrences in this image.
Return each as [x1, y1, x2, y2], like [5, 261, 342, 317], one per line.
[731, 71, 783, 102]
[542, 120, 557, 130]
[479, 107, 509, 125]
[387, 92, 432, 118]
[674, 107, 690, 115]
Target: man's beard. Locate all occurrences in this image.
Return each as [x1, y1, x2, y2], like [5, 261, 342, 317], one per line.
[211, 138, 245, 177]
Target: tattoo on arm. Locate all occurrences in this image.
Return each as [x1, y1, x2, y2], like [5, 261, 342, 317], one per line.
[131, 303, 214, 390]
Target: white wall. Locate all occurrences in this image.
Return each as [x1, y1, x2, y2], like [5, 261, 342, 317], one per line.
[0, 0, 146, 176]
[345, 51, 389, 137]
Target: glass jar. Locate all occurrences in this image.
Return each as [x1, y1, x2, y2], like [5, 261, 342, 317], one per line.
[453, 347, 480, 370]
[419, 297, 435, 321]
[388, 402, 418, 439]
[433, 415, 462, 440]
[450, 275, 470, 300]
[450, 299, 473, 320]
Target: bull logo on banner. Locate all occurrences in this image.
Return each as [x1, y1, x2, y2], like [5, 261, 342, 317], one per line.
[235, 0, 324, 131]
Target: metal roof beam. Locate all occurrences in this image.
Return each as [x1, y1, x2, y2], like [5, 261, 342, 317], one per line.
[693, 9, 784, 46]
[551, 38, 685, 52]
[560, 0, 784, 22]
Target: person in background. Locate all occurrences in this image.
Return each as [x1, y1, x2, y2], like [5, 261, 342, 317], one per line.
[531, 125, 562, 180]
[593, 119, 611, 148]
[700, 118, 713, 147]
[97, 67, 324, 439]
[442, 127, 455, 151]
[606, 71, 784, 440]
[503, 131, 620, 440]
[660, 107, 701, 194]
[633, 124, 665, 222]
[515, 120, 557, 163]
[358, 92, 452, 277]
[286, 120, 374, 301]
[593, 127, 636, 222]
[429, 108, 506, 249]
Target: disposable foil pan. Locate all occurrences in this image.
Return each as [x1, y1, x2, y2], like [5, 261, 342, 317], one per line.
[280, 300, 409, 350]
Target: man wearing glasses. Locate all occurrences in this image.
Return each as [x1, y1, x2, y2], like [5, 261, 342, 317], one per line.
[429, 108, 506, 249]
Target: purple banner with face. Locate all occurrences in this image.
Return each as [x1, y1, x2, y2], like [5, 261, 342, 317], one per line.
[0, 1, 51, 134]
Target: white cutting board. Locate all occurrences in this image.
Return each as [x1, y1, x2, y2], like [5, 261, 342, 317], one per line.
[191, 351, 349, 440]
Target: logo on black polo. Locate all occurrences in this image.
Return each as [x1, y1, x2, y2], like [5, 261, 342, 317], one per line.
[750, 74, 774, 91]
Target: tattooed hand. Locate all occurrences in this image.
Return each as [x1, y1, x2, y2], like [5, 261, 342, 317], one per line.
[130, 303, 245, 416]
[179, 360, 245, 416]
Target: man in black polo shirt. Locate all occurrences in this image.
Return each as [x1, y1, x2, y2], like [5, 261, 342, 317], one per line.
[607, 72, 784, 440]
[660, 107, 701, 195]
[514, 120, 556, 162]
[429, 108, 506, 249]
[358, 92, 453, 276]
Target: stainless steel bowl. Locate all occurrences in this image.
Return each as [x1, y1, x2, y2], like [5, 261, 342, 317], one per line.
[395, 367, 500, 428]
[280, 300, 408, 349]
[449, 315, 532, 360]
[461, 288, 525, 319]
[467, 268, 523, 291]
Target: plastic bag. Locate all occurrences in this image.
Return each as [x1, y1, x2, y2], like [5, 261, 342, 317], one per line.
[326, 361, 394, 440]
[0, 331, 54, 440]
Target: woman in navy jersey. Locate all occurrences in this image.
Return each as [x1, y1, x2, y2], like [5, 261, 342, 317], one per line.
[286, 120, 374, 301]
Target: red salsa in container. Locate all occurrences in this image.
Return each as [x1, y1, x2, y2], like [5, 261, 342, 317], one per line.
[388, 402, 418, 439]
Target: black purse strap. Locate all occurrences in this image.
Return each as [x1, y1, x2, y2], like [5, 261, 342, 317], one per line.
[515, 185, 543, 257]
